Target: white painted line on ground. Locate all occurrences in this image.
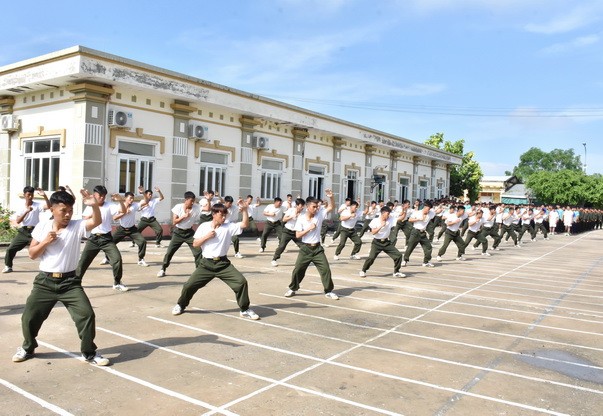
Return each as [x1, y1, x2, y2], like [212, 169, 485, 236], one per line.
[332, 276, 603, 321]
[149, 316, 570, 416]
[326, 283, 603, 330]
[261, 291, 603, 353]
[35, 341, 234, 415]
[209, 303, 603, 395]
[0, 378, 74, 416]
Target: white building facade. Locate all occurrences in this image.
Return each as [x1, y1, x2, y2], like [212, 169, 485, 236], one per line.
[0, 46, 461, 225]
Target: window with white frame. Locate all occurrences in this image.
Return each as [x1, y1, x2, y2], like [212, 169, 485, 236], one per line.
[24, 138, 61, 192]
[308, 165, 325, 198]
[344, 170, 360, 201]
[199, 151, 228, 196]
[437, 181, 445, 199]
[398, 177, 409, 202]
[419, 179, 429, 200]
[118, 140, 155, 194]
[261, 159, 283, 199]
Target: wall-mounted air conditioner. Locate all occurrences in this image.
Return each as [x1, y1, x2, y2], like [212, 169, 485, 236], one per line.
[252, 134, 269, 149]
[0, 114, 19, 131]
[108, 107, 133, 129]
[189, 121, 210, 142]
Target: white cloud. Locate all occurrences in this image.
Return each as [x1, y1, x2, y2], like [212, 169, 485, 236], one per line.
[524, 4, 602, 34]
[538, 34, 600, 55]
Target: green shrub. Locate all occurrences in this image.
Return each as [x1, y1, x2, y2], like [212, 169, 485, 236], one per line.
[0, 203, 17, 242]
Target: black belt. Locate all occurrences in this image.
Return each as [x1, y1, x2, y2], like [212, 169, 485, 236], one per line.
[304, 242, 320, 247]
[22, 226, 35, 231]
[375, 238, 389, 243]
[43, 270, 76, 279]
[142, 216, 156, 221]
[342, 227, 355, 231]
[93, 232, 112, 237]
[205, 256, 228, 262]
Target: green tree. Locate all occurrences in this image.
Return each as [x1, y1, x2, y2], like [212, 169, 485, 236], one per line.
[425, 132, 483, 202]
[512, 147, 582, 182]
[525, 170, 603, 207]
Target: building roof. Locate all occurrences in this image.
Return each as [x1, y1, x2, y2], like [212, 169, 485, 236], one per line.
[501, 183, 530, 198]
[0, 45, 462, 165]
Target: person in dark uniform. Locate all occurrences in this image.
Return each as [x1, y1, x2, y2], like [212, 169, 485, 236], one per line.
[3, 186, 49, 273]
[171, 200, 260, 320]
[12, 190, 110, 366]
[285, 189, 339, 300]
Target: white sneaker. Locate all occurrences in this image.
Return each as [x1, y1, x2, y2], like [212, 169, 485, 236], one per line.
[234, 252, 244, 259]
[333, 255, 340, 261]
[401, 261, 407, 267]
[436, 255, 443, 261]
[515, 244, 521, 248]
[99, 258, 109, 265]
[2, 266, 13, 273]
[325, 292, 339, 300]
[456, 256, 466, 261]
[256, 237, 261, 243]
[157, 269, 166, 277]
[284, 289, 296, 297]
[138, 259, 149, 267]
[482, 252, 491, 257]
[12, 347, 33, 363]
[172, 304, 183, 315]
[493, 247, 501, 251]
[393, 272, 406, 278]
[359, 271, 366, 277]
[271, 260, 278, 267]
[422, 262, 435, 267]
[83, 353, 110, 366]
[350, 254, 361, 260]
[113, 283, 129, 292]
[155, 243, 163, 248]
[531, 238, 536, 242]
[240, 309, 260, 320]
[259, 248, 265, 253]
[471, 246, 476, 251]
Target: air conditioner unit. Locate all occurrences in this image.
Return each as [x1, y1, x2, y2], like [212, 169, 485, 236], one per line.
[189, 121, 209, 141]
[1, 114, 19, 131]
[252, 135, 269, 150]
[108, 107, 133, 129]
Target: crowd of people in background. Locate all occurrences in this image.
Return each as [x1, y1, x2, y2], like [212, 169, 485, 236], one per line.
[4, 184, 602, 366]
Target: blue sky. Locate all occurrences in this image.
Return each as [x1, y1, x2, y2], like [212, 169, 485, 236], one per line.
[2, 0, 602, 175]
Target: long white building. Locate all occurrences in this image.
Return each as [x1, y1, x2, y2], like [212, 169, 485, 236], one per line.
[0, 46, 461, 225]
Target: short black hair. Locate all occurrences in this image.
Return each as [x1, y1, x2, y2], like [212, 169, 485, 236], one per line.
[125, 192, 134, 198]
[49, 190, 75, 206]
[274, 197, 282, 203]
[211, 203, 228, 215]
[23, 186, 35, 194]
[93, 185, 108, 196]
[423, 200, 433, 208]
[295, 198, 305, 206]
[184, 191, 196, 200]
[380, 206, 392, 213]
[224, 195, 234, 203]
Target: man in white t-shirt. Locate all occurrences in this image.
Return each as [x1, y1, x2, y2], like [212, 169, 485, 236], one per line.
[436, 205, 468, 261]
[285, 189, 339, 300]
[76, 185, 129, 291]
[359, 205, 405, 278]
[3, 186, 49, 273]
[403, 201, 436, 267]
[271, 198, 305, 267]
[157, 191, 202, 277]
[171, 199, 260, 320]
[137, 185, 164, 248]
[12, 189, 110, 366]
[333, 201, 364, 260]
[259, 197, 284, 252]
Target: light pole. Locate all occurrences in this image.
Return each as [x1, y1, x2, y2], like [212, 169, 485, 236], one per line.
[583, 142, 587, 174]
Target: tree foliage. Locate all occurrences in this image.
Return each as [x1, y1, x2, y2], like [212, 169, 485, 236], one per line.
[425, 132, 483, 202]
[527, 170, 603, 207]
[512, 147, 582, 182]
